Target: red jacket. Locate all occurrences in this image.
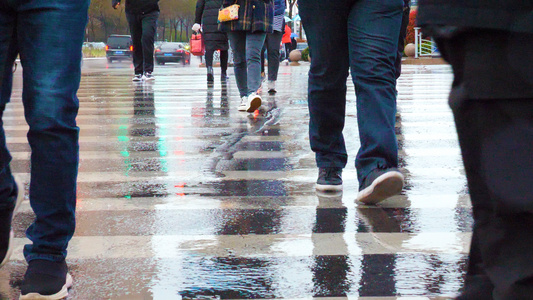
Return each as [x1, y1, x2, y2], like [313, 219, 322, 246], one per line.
[282, 24, 291, 44]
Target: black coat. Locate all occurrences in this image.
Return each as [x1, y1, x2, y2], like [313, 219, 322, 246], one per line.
[418, 0, 533, 33]
[195, 0, 229, 51]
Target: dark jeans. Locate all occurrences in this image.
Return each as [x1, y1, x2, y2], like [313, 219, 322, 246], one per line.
[284, 43, 291, 60]
[261, 30, 283, 81]
[435, 31, 533, 300]
[395, 1, 410, 79]
[299, 0, 402, 183]
[205, 49, 229, 74]
[0, 0, 88, 262]
[126, 10, 159, 75]
[227, 31, 266, 97]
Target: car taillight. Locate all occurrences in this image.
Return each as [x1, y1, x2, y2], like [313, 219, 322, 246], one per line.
[155, 49, 161, 52]
[105, 45, 109, 51]
[129, 45, 133, 51]
[177, 49, 183, 53]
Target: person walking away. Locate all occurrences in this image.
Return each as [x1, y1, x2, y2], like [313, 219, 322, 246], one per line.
[259, 0, 285, 93]
[0, 0, 89, 299]
[299, 0, 404, 204]
[281, 23, 292, 61]
[219, 0, 274, 113]
[418, 1, 533, 298]
[193, 0, 230, 83]
[113, 0, 159, 81]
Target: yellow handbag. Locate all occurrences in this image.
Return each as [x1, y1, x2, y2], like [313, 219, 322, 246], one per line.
[218, 2, 240, 22]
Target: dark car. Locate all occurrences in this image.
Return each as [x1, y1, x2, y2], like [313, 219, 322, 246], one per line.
[106, 35, 133, 63]
[154, 42, 191, 65]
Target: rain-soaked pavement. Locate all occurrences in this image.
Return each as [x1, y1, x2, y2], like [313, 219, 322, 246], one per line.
[0, 56, 468, 299]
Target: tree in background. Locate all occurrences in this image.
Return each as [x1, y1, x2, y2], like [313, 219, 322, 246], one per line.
[86, 0, 196, 42]
[286, 0, 297, 18]
[159, 0, 196, 42]
[88, 0, 129, 41]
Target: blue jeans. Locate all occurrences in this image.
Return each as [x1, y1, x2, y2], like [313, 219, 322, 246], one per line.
[261, 30, 283, 81]
[227, 32, 267, 97]
[299, 0, 402, 183]
[0, 0, 88, 262]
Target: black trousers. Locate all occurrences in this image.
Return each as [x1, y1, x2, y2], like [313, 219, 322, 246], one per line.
[205, 49, 228, 74]
[126, 10, 159, 75]
[436, 30, 533, 299]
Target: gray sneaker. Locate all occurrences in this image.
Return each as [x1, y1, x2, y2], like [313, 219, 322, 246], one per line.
[357, 168, 404, 205]
[316, 167, 343, 192]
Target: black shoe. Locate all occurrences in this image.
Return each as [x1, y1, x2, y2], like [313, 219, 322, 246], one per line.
[20, 260, 73, 300]
[207, 73, 214, 82]
[0, 178, 24, 268]
[316, 167, 343, 192]
[221, 73, 228, 81]
[357, 168, 404, 205]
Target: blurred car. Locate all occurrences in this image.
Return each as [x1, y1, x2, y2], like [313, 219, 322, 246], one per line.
[154, 42, 190, 65]
[105, 34, 133, 63]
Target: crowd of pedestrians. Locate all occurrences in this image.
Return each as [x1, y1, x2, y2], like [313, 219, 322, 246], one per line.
[1, 0, 532, 298]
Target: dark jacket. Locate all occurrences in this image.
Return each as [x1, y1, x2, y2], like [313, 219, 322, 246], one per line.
[218, 0, 274, 33]
[417, 0, 533, 33]
[273, 0, 285, 17]
[113, 0, 159, 14]
[195, 0, 229, 50]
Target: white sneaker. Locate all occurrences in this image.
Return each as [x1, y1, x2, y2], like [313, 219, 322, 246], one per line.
[267, 80, 276, 93]
[238, 96, 248, 111]
[132, 74, 143, 81]
[144, 72, 154, 81]
[246, 93, 262, 112]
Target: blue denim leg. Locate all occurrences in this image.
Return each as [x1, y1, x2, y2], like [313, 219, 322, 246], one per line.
[245, 32, 266, 95]
[299, 0, 352, 169]
[349, 0, 402, 182]
[0, 7, 19, 209]
[1, 0, 89, 262]
[228, 31, 266, 97]
[300, 0, 402, 182]
[227, 32, 248, 97]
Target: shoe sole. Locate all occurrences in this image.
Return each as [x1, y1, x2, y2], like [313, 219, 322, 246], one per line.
[20, 273, 72, 300]
[316, 189, 343, 199]
[356, 171, 404, 205]
[246, 96, 261, 113]
[316, 183, 343, 192]
[0, 178, 24, 268]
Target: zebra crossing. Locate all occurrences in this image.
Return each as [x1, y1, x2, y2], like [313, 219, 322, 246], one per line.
[0, 60, 468, 299]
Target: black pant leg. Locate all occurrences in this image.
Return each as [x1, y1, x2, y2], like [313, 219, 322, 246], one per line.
[438, 32, 533, 299]
[204, 48, 215, 68]
[220, 50, 228, 74]
[126, 12, 143, 75]
[141, 11, 159, 73]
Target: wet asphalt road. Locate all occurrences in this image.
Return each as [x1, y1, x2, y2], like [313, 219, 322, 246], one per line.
[0, 57, 467, 299]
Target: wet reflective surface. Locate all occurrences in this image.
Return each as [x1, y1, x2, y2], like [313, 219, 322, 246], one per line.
[0, 57, 468, 299]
